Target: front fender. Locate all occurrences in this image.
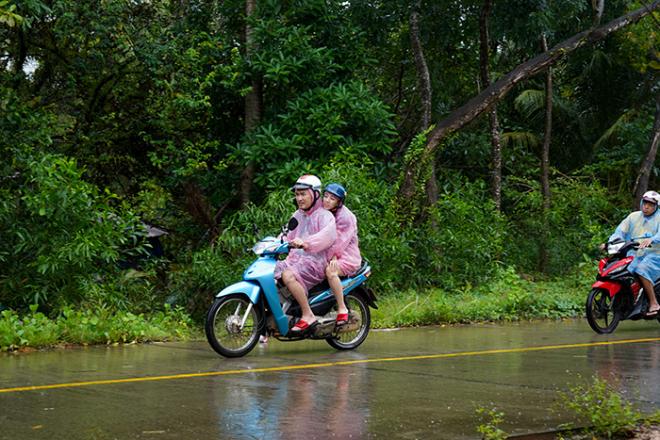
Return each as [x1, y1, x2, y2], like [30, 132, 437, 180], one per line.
[215, 281, 261, 304]
[592, 280, 622, 298]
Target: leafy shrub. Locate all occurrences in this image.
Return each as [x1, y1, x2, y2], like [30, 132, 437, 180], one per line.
[504, 175, 618, 275]
[475, 407, 508, 440]
[420, 177, 509, 289]
[234, 81, 396, 191]
[559, 376, 643, 439]
[0, 150, 146, 310]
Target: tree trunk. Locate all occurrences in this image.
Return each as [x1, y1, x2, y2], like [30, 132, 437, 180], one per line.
[183, 181, 219, 244]
[592, 0, 605, 27]
[479, 0, 502, 211]
[410, 0, 438, 205]
[397, 1, 659, 204]
[539, 34, 553, 273]
[540, 35, 552, 212]
[633, 92, 660, 207]
[240, 0, 262, 206]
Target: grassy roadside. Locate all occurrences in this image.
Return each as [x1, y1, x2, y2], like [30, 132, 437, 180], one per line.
[371, 267, 590, 328]
[0, 305, 196, 352]
[0, 268, 592, 352]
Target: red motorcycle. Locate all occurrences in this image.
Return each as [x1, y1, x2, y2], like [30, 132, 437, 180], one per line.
[587, 239, 660, 334]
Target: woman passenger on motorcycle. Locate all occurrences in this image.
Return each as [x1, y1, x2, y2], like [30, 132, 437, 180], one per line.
[608, 190, 660, 317]
[322, 183, 362, 326]
[275, 175, 337, 333]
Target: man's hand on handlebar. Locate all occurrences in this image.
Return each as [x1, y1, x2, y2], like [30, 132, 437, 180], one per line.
[639, 238, 653, 249]
[290, 238, 307, 250]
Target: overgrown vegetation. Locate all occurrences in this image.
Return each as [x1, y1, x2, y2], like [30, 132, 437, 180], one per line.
[0, 1, 657, 338]
[0, 305, 194, 352]
[558, 377, 658, 439]
[473, 376, 660, 439]
[371, 267, 589, 328]
[475, 406, 508, 440]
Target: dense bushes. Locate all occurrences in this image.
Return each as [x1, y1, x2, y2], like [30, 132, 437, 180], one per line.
[504, 176, 620, 275]
[0, 146, 619, 322]
[0, 150, 151, 311]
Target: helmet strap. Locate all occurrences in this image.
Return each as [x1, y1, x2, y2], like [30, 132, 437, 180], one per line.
[302, 190, 320, 212]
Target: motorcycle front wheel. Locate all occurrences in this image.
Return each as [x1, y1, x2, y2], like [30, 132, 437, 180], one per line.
[586, 288, 620, 334]
[326, 292, 371, 350]
[205, 294, 262, 357]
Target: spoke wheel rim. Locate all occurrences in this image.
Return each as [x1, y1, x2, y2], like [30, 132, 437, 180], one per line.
[336, 296, 368, 346]
[212, 298, 258, 352]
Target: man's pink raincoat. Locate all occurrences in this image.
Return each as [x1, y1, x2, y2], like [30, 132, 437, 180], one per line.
[275, 192, 336, 292]
[328, 205, 361, 276]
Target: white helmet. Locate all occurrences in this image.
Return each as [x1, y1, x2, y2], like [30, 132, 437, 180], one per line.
[291, 174, 322, 193]
[642, 190, 660, 205]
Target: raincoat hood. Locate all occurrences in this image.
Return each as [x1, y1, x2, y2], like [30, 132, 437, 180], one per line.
[639, 198, 660, 217]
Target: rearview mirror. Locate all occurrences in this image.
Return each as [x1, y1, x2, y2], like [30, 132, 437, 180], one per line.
[287, 217, 299, 232]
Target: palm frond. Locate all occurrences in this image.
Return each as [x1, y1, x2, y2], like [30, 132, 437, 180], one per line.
[514, 89, 544, 122]
[593, 110, 636, 150]
[501, 131, 541, 150]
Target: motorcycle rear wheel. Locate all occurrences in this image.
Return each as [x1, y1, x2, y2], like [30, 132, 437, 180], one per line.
[586, 288, 620, 334]
[326, 292, 371, 350]
[205, 294, 261, 358]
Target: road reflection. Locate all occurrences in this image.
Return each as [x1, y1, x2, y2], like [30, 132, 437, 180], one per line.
[587, 339, 660, 409]
[212, 361, 370, 439]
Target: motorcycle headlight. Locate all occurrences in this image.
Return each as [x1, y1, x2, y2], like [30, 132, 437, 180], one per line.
[252, 237, 278, 255]
[607, 242, 625, 255]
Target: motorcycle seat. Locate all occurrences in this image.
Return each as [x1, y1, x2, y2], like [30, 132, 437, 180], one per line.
[307, 259, 370, 297]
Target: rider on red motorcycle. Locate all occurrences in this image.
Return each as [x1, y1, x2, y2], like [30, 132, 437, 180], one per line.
[607, 190, 660, 317]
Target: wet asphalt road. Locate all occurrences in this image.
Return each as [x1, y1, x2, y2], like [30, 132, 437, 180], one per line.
[1, 319, 659, 439]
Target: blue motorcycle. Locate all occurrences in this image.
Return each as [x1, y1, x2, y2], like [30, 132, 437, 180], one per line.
[205, 218, 377, 358]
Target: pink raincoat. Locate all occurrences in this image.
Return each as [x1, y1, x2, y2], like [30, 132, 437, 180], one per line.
[328, 205, 361, 276]
[275, 193, 336, 292]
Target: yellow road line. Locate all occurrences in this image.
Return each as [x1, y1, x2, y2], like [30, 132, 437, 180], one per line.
[1, 337, 658, 394]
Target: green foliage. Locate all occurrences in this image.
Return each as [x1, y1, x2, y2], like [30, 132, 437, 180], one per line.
[0, 149, 145, 310]
[371, 267, 587, 328]
[0, 304, 194, 351]
[559, 376, 643, 439]
[235, 81, 396, 191]
[475, 407, 508, 440]
[504, 176, 617, 275]
[0, 0, 22, 26]
[421, 177, 509, 289]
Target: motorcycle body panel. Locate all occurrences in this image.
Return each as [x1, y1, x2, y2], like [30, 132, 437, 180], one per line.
[216, 280, 261, 303]
[587, 239, 660, 334]
[243, 256, 290, 335]
[591, 280, 622, 297]
[214, 252, 374, 338]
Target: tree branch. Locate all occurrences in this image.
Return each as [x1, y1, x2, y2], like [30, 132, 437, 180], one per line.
[399, 0, 660, 200]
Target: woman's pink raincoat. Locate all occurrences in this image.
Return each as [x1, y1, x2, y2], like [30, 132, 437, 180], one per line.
[275, 193, 336, 292]
[328, 205, 361, 276]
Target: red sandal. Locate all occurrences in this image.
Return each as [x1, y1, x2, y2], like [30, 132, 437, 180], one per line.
[335, 313, 349, 326]
[290, 318, 318, 333]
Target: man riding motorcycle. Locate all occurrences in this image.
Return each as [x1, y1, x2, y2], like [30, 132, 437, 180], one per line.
[607, 190, 660, 317]
[274, 175, 337, 333]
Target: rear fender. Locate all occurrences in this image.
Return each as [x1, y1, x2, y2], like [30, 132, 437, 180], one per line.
[215, 281, 261, 304]
[352, 285, 378, 309]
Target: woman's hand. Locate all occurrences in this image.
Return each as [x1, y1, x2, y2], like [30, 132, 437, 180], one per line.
[290, 238, 306, 249]
[328, 257, 339, 273]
